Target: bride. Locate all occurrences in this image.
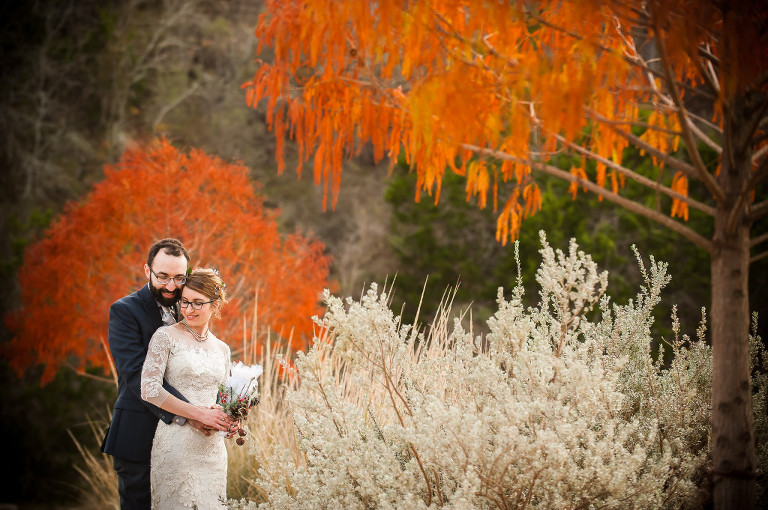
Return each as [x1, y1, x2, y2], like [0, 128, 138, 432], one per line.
[141, 267, 234, 509]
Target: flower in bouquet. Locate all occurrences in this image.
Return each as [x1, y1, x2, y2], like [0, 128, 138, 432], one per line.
[217, 361, 263, 422]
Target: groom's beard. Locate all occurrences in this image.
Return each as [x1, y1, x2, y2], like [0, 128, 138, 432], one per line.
[150, 283, 181, 307]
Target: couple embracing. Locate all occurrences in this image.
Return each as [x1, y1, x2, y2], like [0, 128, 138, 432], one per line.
[101, 238, 240, 509]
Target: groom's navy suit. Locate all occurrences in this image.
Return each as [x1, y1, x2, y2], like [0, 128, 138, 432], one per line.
[101, 284, 185, 509]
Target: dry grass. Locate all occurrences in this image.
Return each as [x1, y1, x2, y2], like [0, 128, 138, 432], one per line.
[71, 305, 303, 508]
[68, 413, 118, 509]
[226, 330, 301, 503]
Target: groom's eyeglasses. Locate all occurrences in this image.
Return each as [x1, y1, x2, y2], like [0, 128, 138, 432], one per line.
[180, 299, 217, 310]
[150, 267, 187, 286]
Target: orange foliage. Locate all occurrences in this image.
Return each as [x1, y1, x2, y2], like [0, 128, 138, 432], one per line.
[4, 139, 330, 384]
[241, 4, 767, 504]
[671, 172, 690, 221]
[244, 0, 767, 244]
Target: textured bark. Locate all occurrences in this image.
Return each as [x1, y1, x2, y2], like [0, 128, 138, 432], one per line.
[711, 219, 754, 508]
[711, 88, 756, 508]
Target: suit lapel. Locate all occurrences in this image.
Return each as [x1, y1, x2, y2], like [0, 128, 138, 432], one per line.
[139, 284, 163, 330]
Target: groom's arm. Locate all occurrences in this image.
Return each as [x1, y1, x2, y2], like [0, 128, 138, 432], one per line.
[109, 300, 186, 425]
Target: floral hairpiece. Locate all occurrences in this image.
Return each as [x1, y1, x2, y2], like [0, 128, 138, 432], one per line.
[212, 268, 226, 297]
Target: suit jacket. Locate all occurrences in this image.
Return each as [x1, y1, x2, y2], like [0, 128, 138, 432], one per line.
[101, 284, 185, 462]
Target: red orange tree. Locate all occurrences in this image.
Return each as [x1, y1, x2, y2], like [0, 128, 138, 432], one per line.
[5, 139, 330, 384]
[244, 1, 767, 506]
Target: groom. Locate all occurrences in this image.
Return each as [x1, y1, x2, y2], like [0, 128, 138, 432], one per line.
[101, 238, 208, 509]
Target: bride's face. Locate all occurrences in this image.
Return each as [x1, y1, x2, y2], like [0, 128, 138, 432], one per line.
[180, 287, 216, 330]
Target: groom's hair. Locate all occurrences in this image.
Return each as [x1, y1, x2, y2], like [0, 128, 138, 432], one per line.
[147, 238, 190, 266]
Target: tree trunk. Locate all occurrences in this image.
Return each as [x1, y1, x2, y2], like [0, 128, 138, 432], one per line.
[711, 84, 755, 507]
[711, 217, 755, 508]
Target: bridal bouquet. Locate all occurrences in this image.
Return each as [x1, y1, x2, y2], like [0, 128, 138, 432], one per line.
[217, 361, 262, 443]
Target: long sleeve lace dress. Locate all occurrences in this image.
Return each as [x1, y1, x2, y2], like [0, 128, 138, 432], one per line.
[141, 325, 231, 510]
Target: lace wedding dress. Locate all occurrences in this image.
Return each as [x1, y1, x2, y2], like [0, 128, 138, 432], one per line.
[141, 325, 231, 510]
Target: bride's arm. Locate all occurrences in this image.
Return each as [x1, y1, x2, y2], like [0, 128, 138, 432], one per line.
[140, 329, 231, 430]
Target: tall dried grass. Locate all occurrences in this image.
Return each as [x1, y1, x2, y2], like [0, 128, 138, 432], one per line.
[226, 329, 301, 503]
[68, 411, 118, 509]
[70, 300, 303, 508]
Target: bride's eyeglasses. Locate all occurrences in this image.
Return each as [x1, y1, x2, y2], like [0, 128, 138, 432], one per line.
[180, 299, 217, 310]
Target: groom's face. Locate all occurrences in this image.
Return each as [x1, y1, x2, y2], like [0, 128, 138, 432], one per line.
[144, 251, 188, 307]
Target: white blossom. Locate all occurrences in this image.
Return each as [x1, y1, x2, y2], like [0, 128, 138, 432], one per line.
[227, 361, 263, 396]
[235, 235, 716, 509]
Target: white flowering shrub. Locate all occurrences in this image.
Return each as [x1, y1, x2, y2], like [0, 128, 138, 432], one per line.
[750, 313, 768, 506]
[235, 233, 716, 509]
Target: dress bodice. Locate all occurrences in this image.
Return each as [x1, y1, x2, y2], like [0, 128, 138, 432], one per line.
[141, 325, 230, 408]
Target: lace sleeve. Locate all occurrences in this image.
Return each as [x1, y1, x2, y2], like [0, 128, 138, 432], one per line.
[141, 328, 172, 407]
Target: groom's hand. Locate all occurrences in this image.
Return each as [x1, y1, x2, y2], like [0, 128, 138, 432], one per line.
[187, 418, 213, 436]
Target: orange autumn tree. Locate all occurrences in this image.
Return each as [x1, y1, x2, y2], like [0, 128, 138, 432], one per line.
[244, 1, 768, 507]
[5, 139, 330, 384]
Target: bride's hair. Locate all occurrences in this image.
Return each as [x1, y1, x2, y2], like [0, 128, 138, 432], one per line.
[184, 268, 229, 319]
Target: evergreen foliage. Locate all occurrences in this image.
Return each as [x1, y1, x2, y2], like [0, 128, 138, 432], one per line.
[385, 161, 712, 348]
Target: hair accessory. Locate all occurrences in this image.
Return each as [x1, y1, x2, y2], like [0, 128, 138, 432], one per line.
[211, 268, 226, 297]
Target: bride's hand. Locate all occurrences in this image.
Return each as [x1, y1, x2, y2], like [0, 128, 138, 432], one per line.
[194, 405, 232, 431]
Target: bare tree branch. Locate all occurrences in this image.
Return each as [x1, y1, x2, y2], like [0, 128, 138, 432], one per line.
[751, 231, 768, 249]
[693, 45, 720, 95]
[66, 363, 116, 384]
[747, 200, 768, 223]
[748, 156, 768, 190]
[520, 4, 718, 103]
[726, 158, 767, 234]
[133, 1, 196, 84]
[430, 9, 519, 69]
[751, 250, 768, 264]
[653, 18, 726, 204]
[753, 143, 768, 165]
[695, 44, 721, 67]
[739, 98, 768, 155]
[587, 109, 702, 179]
[548, 131, 716, 216]
[687, 113, 723, 155]
[732, 157, 768, 229]
[152, 82, 200, 133]
[685, 108, 724, 135]
[460, 143, 714, 254]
